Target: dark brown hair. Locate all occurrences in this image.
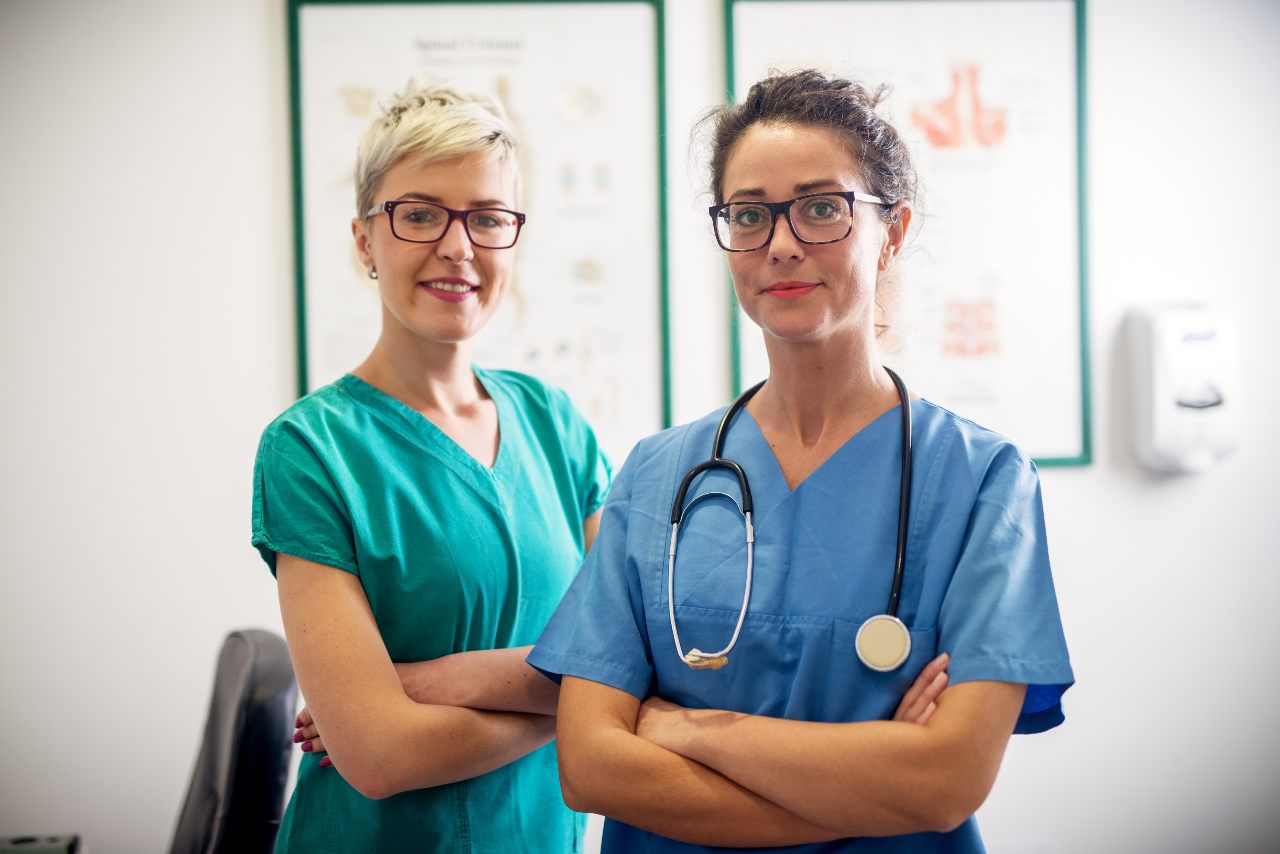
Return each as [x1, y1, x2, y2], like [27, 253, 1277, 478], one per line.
[704, 69, 917, 223]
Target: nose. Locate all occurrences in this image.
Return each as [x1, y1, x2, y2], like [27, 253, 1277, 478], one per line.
[436, 214, 475, 264]
[767, 212, 806, 263]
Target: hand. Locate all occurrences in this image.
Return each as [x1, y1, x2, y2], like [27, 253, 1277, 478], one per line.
[891, 652, 950, 725]
[635, 695, 691, 753]
[293, 707, 334, 768]
[394, 660, 445, 705]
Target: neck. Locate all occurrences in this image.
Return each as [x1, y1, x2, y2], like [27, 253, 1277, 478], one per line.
[749, 330, 898, 447]
[354, 329, 483, 415]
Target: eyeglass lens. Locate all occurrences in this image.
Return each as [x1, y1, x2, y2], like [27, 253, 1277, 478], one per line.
[390, 202, 521, 248]
[715, 194, 853, 251]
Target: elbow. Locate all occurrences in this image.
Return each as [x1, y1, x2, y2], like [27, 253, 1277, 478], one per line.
[556, 743, 602, 815]
[328, 735, 416, 801]
[559, 777, 591, 814]
[351, 776, 399, 802]
[340, 758, 407, 801]
[922, 778, 995, 834]
[927, 802, 976, 835]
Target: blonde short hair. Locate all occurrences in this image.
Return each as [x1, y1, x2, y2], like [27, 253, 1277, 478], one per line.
[355, 78, 520, 217]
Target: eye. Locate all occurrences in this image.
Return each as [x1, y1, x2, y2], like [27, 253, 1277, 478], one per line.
[730, 205, 769, 229]
[468, 212, 503, 230]
[400, 204, 441, 225]
[800, 197, 840, 220]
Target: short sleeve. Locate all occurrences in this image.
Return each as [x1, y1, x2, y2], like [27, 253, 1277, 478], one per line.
[548, 385, 613, 518]
[527, 449, 653, 698]
[251, 421, 358, 577]
[939, 449, 1074, 734]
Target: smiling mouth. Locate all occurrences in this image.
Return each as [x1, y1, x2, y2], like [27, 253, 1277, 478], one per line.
[421, 279, 478, 293]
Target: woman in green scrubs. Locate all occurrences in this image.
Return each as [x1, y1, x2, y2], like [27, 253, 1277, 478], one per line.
[251, 79, 610, 853]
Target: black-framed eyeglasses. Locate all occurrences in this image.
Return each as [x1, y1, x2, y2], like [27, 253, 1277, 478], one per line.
[366, 200, 527, 249]
[708, 190, 887, 252]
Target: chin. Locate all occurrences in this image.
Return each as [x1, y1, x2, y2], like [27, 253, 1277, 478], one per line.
[757, 315, 827, 342]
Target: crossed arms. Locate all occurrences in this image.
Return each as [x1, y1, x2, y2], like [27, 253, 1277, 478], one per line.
[555, 673, 1024, 847]
[280, 506, 1022, 839]
[275, 511, 602, 799]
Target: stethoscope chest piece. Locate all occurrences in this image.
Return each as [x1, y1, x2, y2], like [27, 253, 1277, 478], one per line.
[855, 614, 911, 672]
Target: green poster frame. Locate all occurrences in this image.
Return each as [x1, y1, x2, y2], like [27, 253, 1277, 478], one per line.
[287, 0, 672, 431]
[723, 0, 1091, 466]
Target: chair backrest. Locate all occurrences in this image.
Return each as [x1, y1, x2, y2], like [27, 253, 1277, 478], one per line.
[169, 629, 298, 854]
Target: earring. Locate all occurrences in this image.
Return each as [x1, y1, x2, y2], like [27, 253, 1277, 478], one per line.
[368, 268, 378, 280]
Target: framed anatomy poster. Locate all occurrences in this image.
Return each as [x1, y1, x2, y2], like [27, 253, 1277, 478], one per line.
[726, 0, 1090, 464]
[289, 0, 669, 463]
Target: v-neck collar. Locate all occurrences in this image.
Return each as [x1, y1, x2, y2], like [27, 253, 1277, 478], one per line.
[737, 400, 910, 496]
[337, 369, 510, 480]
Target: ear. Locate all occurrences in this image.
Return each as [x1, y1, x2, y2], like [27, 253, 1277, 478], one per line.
[877, 204, 912, 271]
[352, 217, 375, 271]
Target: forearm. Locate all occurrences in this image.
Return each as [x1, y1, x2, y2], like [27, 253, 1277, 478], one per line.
[558, 717, 840, 847]
[657, 710, 947, 834]
[396, 646, 558, 715]
[651, 682, 1025, 835]
[340, 696, 554, 799]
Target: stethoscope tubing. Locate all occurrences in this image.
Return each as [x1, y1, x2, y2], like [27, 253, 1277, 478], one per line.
[667, 367, 913, 670]
[885, 367, 912, 619]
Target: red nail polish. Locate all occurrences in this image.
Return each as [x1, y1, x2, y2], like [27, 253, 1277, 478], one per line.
[319, 757, 332, 767]
[295, 717, 303, 728]
[301, 741, 313, 752]
[292, 731, 304, 743]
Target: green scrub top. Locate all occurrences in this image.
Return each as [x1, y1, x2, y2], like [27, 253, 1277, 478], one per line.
[252, 368, 611, 854]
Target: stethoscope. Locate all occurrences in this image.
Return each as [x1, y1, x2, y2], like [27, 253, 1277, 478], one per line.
[666, 366, 914, 673]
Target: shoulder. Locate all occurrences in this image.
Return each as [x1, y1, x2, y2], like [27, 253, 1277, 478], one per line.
[257, 378, 364, 457]
[912, 398, 1037, 492]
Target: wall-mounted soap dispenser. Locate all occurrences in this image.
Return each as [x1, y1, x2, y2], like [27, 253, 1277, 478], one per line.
[1127, 304, 1238, 474]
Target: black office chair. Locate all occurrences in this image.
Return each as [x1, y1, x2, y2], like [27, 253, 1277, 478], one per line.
[169, 629, 298, 854]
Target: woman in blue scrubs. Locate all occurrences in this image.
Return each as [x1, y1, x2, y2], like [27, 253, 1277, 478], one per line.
[529, 69, 1074, 851]
[251, 79, 610, 852]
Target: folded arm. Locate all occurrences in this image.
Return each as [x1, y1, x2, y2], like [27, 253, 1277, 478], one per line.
[393, 646, 558, 714]
[277, 553, 554, 799]
[292, 511, 603, 757]
[638, 680, 1026, 836]
[556, 677, 843, 848]
[373, 510, 602, 715]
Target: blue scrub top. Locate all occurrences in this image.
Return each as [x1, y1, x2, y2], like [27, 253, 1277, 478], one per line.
[529, 398, 1074, 853]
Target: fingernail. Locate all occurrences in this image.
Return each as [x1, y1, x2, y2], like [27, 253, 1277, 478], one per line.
[319, 757, 332, 767]
[295, 716, 303, 728]
[292, 731, 304, 743]
[301, 741, 313, 752]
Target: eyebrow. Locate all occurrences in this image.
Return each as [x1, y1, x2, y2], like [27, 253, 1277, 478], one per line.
[396, 192, 513, 208]
[726, 178, 845, 202]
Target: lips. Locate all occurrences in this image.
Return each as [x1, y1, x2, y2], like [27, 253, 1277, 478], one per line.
[419, 277, 479, 303]
[763, 281, 819, 300]
[420, 277, 478, 293]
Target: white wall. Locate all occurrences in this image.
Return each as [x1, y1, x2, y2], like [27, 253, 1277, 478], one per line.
[2, 1, 1278, 851]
